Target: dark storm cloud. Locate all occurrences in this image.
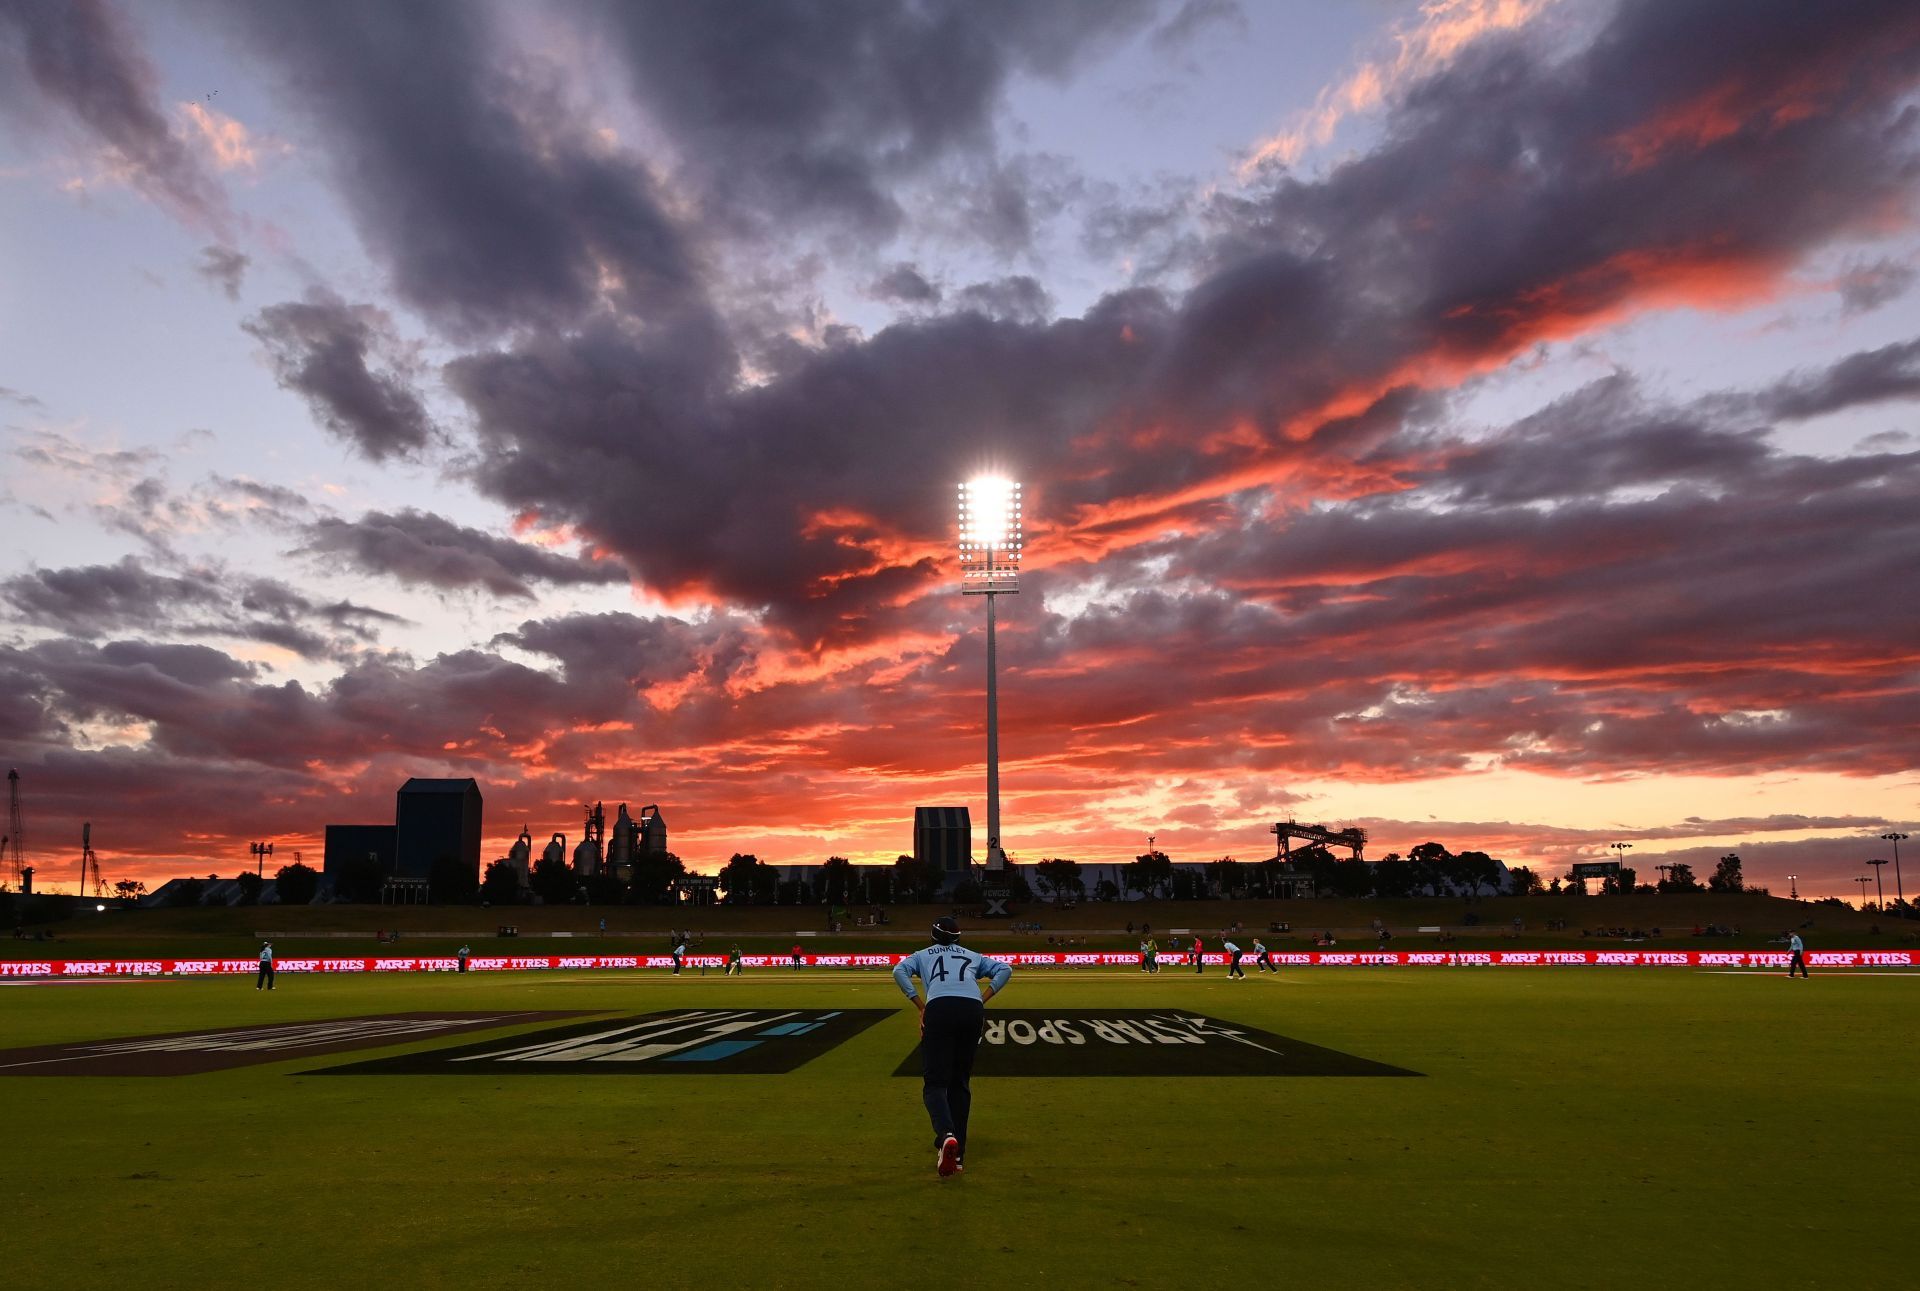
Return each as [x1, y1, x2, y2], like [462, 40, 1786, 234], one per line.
[953, 275, 1055, 321]
[451, 0, 1920, 655]
[868, 263, 943, 307]
[194, 244, 248, 300]
[211, 0, 699, 338]
[1758, 337, 1920, 421]
[1155, 0, 1920, 429]
[0, 0, 227, 228]
[593, 0, 1157, 240]
[0, 557, 402, 661]
[448, 292, 1169, 644]
[497, 610, 749, 694]
[2, 557, 227, 629]
[300, 509, 630, 600]
[1430, 375, 1771, 505]
[242, 290, 436, 462]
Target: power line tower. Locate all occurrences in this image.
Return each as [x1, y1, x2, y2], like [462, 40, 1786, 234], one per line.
[4, 769, 23, 890]
[82, 822, 103, 899]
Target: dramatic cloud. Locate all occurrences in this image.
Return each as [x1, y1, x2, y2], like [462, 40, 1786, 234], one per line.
[1759, 336, 1920, 421]
[213, 0, 700, 338]
[300, 509, 630, 599]
[0, 557, 402, 660]
[451, 0, 1920, 648]
[242, 290, 436, 462]
[0, 0, 228, 228]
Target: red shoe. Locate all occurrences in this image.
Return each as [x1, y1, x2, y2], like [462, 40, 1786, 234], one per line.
[937, 1135, 960, 1178]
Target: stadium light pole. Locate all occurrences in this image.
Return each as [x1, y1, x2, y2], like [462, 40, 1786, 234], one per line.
[1852, 876, 1871, 908]
[1881, 832, 1907, 904]
[1608, 841, 1632, 893]
[249, 840, 273, 878]
[958, 476, 1022, 871]
[1787, 874, 1799, 900]
[1867, 859, 1887, 909]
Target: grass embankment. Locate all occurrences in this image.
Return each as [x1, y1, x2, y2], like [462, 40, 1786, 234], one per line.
[0, 969, 1912, 1290]
[2, 892, 1906, 960]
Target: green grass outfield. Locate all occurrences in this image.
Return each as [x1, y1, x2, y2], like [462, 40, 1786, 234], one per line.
[2, 968, 1912, 1290]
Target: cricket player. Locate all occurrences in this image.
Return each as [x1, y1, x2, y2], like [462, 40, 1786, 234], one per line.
[256, 941, 275, 991]
[1253, 938, 1274, 972]
[1224, 938, 1245, 979]
[893, 917, 1013, 1177]
[1786, 931, 1809, 978]
[671, 939, 687, 975]
[1144, 936, 1159, 973]
[790, 943, 804, 971]
[727, 943, 743, 975]
[1192, 933, 1205, 974]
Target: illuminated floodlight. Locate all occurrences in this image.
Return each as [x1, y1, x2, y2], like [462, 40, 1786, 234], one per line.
[958, 476, 1022, 592]
[957, 475, 1021, 874]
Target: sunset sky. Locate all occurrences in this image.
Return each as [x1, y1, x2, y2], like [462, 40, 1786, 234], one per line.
[2, 0, 1917, 900]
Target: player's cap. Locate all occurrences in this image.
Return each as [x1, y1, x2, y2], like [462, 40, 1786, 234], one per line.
[931, 916, 961, 945]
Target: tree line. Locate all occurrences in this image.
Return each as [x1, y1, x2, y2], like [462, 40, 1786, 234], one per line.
[146, 842, 1784, 909]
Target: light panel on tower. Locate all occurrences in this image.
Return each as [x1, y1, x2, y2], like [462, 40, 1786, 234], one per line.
[958, 476, 1021, 594]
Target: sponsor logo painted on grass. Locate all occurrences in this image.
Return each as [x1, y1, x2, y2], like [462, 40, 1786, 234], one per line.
[0, 1012, 592, 1076]
[892, 1009, 1419, 1077]
[316, 1008, 890, 1075]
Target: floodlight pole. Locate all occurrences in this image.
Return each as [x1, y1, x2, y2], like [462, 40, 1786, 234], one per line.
[985, 554, 1001, 858]
[1867, 859, 1886, 909]
[959, 478, 1020, 872]
[1881, 833, 1906, 905]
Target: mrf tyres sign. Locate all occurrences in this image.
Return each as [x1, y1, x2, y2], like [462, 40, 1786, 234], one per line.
[892, 1009, 1418, 1077]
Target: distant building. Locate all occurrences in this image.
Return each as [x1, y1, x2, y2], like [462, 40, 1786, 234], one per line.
[395, 778, 483, 885]
[323, 824, 397, 881]
[914, 806, 972, 880]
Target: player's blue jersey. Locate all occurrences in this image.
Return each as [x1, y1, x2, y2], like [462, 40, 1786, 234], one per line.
[893, 943, 1013, 1003]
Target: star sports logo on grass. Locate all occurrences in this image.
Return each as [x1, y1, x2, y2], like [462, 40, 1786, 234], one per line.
[893, 1010, 1420, 1077]
[318, 1009, 891, 1076]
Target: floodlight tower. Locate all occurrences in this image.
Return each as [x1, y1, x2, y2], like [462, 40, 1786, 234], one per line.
[1881, 833, 1907, 905]
[958, 477, 1022, 871]
[4, 769, 22, 890]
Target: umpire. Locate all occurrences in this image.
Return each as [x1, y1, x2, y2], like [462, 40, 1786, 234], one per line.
[256, 941, 275, 991]
[893, 917, 1013, 1178]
